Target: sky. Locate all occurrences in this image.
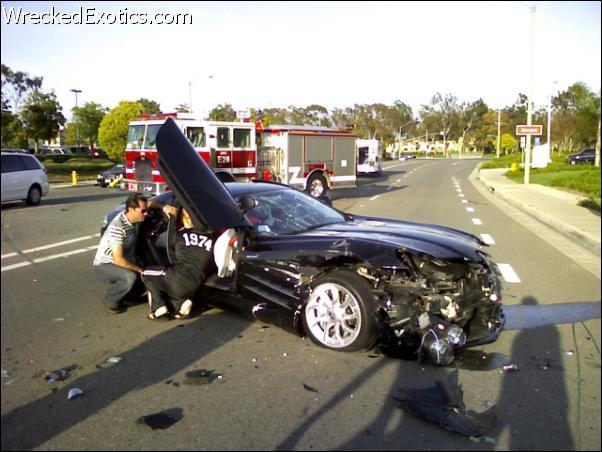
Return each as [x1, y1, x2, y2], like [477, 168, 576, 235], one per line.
[1, 1, 600, 120]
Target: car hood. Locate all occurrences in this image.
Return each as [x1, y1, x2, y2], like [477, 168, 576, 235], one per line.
[155, 118, 252, 231]
[303, 215, 487, 261]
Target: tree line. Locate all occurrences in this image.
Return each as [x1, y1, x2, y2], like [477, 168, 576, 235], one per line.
[2, 64, 599, 161]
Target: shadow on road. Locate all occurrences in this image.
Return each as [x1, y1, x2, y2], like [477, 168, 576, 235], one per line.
[0, 312, 249, 451]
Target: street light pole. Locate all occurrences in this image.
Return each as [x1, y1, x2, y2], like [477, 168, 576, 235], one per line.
[70, 88, 82, 148]
[547, 80, 557, 150]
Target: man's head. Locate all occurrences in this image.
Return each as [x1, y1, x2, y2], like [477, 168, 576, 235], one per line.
[124, 193, 149, 224]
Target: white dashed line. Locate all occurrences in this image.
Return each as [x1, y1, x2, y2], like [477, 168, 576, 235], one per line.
[1, 234, 100, 259]
[497, 263, 521, 283]
[459, 194, 465, 198]
[461, 200, 468, 203]
[1, 246, 98, 273]
[480, 234, 496, 245]
[466, 207, 474, 212]
[369, 195, 380, 201]
[472, 218, 482, 225]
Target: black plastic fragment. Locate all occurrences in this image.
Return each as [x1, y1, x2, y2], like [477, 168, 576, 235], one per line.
[136, 408, 183, 430]
[44, 365, 77, 383]
[303, 384, 319, 393]
[184, 369, 218, 385]
[393, 370, 496, 437]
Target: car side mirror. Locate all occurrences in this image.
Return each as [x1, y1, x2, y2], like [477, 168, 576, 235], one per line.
[239, 195, 258, 212]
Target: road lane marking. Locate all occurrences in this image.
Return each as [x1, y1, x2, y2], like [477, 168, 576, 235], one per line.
[461, 200, 468, 203]
[466, 207, 474, 212]
[459, 194, 465, 197]
[497, 263, 521, 283]
[472, 218, 482, 225]
[480, 234, 495, 245]
[369, 195, 380, 201]
[1, 234, 101, 259]
[1, 246, 98, 272]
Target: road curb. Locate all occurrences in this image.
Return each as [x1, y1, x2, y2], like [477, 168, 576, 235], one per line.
[470, 165, 601, 257]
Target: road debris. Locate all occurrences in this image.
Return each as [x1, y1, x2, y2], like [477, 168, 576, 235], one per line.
[501, 363, 519, 373]
[44, 365, 77, 384]
[393, 370, 496, 438]
[136, 408, 183, 430]
[67, 388, 83, 400]
[95, 356, 123, 369]
[184, 369, 220, 385]
[303, 384, 319, 393]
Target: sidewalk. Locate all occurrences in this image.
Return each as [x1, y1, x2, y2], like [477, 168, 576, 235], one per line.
[475, 168, 601, 257]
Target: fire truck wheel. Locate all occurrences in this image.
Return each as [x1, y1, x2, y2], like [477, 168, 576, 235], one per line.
[306, 173, 327, 198]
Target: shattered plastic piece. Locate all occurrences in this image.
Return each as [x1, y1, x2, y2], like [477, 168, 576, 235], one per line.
[107, 356, 122, 364]
[1, 370, 9, 378]
[67, 388, 83, 400]
[136, 408, 183, 430]
[44, 365, 77, 384]
[252, 358, 257, 362]
[303, 384, 319, 393]
[566, 350, 575, 356]
[501, 364, 519, 373]
[537, 362, 550, 370]
[393, 370, 496, 437]
[95, 356, 123, 369]
[283, 353, 288, 357]
[184, 369, 219, 385]
[53, 318, 64, 322]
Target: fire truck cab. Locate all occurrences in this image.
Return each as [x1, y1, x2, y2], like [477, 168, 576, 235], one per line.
[257, 125, 357, 197]
[124, 113, 256, 193]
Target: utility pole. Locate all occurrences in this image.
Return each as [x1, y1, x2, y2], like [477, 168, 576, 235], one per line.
[524, 5, 536, 185]
[497, 108, 501, 159]
[70, 89, 82, 148]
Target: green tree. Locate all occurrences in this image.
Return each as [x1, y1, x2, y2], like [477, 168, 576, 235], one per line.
[1, 109, 28, 148]
[552, 82, 600, 151]
[209, 103, 236, 121]
[137, 98, 161, 114]
[21, 91, 66, 152]
[98, 101, 144, 161]
[1, 64, 43, 112]
[72, 102, 107, 148]
[175, 103, 190, 113]
[419, 93, 461, 155]
[458, 99, 489, 153]
[500, 133, 518, 155]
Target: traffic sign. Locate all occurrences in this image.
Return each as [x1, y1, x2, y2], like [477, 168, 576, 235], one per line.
[516, 125, 543, 135]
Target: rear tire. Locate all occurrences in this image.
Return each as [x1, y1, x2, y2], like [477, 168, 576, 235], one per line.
[302, 270, 378, 352]
[26, 185, 42, 206]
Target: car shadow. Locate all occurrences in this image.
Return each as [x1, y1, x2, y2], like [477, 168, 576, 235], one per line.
[0, 312, 249, 451]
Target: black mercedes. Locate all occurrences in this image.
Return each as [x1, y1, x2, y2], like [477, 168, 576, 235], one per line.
[108, 118, 505, 365]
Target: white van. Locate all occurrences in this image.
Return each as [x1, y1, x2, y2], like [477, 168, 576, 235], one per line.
[1, 150, 49, 205]
[356, 139, 382, 175]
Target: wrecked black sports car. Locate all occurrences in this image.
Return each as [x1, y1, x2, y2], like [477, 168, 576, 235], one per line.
[113, 118, 505, 365]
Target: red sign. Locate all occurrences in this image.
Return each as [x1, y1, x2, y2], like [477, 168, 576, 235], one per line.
[516, 125, 543, 135]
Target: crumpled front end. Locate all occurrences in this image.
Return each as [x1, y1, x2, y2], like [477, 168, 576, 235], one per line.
[362, 249, 504, 365]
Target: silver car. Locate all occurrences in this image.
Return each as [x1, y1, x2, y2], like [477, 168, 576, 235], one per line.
[1, 150, 49, 205]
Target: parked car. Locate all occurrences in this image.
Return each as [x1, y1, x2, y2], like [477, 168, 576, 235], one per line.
[567, 149, 595, 165]
[65, 146, 90, 155]
[399, 153, 416, 160]
[36, 147, 72, 155]
[102, 119, 505, 365]
[1, 150, 49, 205]
[97, 164, 125, 187]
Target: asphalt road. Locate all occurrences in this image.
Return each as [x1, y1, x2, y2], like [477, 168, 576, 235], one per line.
[1, 159, 600, 451]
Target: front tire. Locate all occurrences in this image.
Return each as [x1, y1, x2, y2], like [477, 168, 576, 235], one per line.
[303, 270, 378, 352]
[26, 185, 42, 206]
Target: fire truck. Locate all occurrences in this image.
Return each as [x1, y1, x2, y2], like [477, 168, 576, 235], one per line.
[123, 112, 256, 193]
[257, 124, 357, 197]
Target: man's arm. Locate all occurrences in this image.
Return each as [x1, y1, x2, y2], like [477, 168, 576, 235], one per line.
[111, 244, 142, 273]
[148, 199, 178, 217]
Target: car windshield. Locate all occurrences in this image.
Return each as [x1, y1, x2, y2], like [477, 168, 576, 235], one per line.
[244, 188, 346, 236]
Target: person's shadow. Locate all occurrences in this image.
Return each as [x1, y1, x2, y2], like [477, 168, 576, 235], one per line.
[494, 296, 574, 450]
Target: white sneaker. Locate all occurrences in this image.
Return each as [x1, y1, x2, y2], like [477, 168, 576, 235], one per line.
[179, 299, 193, 317]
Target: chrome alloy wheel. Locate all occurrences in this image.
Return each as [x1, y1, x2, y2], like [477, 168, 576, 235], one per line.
[305, 283, 362, 349]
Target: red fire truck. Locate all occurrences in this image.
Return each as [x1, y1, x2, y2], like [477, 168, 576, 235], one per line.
[123, 112, 257, 193]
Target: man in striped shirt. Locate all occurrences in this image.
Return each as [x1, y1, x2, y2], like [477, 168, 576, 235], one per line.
[93, 193, 149, 313]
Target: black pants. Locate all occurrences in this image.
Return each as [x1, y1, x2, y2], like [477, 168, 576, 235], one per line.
[143, 266, 205, 312]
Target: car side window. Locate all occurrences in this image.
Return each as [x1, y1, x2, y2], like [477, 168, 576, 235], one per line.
[21, 156, 42, 170]
[1, 155, 26, 173]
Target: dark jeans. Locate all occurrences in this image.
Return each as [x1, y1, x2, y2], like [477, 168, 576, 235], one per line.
[143, 266, 204, 312]
[94, 263, 139, 308]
